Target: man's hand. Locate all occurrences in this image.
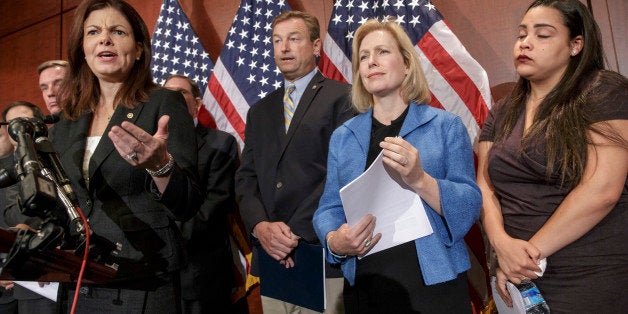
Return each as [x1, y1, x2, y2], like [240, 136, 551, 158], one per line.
[253, 221, 298, 264]
[0, 280, 14, 290]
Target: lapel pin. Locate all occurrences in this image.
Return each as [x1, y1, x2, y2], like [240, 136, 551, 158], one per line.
[127, 113, 134, 119]
[312, 85, 317, 89]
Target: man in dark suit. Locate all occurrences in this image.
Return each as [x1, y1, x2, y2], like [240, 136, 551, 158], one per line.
[164, 75, 239, 314]
[235, 10, 355, 314]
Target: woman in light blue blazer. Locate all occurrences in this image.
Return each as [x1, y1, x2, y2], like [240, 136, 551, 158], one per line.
[313, 19, 481, 313]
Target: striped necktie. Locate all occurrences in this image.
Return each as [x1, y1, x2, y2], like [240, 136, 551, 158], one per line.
[283, 83, 296, 132]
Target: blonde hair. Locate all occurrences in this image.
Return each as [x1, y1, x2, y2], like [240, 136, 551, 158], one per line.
[351, 18, 430, 113]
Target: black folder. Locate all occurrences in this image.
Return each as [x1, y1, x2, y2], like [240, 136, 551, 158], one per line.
[259, 241, 325, 312]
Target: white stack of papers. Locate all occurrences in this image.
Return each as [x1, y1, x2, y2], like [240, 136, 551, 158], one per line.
[339, 151, 433, 257]
[15, 281, 59, 301]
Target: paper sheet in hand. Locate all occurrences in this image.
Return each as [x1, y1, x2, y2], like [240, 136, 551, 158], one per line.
[339, 151, 433, 257]
[14, 281, 59, 302]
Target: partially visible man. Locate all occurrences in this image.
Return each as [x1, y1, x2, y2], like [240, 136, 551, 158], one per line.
[1, 101, 48, 225]
[0, 101, 57, 314]
[235, 10, 354, 314]
[0, 121, 12, 157]
[37, 60, 68, 115]
[0, 109, 17, 313]
[0, 122, 12, 189]
[164, 74, 239, 314]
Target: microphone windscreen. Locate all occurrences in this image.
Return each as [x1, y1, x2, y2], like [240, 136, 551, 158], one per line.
[0, 157, 18, 188]
[43, 114, 60, 124]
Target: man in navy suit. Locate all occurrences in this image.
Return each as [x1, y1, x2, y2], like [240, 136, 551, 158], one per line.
[235, 10, 355, 314]
[164, 75, 239, 314]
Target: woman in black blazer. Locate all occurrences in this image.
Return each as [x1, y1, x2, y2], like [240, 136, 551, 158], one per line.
[50, 0, 200, 312]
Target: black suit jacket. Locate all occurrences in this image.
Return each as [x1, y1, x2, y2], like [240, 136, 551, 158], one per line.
[177, 124, 238, 302]
[41, 88, 201, 282]
[236, 72, 354, 275]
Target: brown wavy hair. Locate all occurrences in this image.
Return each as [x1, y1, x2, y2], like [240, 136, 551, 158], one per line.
[59, 0, 156, 120]
[272, 10, 320, 42]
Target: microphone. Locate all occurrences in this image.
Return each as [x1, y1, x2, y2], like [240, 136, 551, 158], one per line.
[7, 118, 59, 217]
[27, 117, 83, 234]
[42, 114, 60, 124]
[0, 156, 18, 188]
[8, 118, 41, 176]
[25, 116, 78, 205]
[1, 116, 52, 188]
[0, 167, 18, 188]
[35, 136, 78, 205]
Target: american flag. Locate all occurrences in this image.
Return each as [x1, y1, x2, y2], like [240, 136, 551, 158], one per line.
[149, 0, 253, 303]
[150, 0, 216, 128]
[150, 0, 212, 91]
[319, 1, 492, 311]
[320, 0, 491, 148]
[202, 0, 292, 150]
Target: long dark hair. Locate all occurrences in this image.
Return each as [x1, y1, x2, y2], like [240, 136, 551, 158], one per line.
[494, 0, 624, 188]
[60, 0, 156, 120]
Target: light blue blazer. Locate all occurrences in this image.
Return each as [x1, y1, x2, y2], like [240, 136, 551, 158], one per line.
[313, 102, 481, 286]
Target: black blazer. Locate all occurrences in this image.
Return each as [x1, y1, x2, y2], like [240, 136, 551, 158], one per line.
[236, 71, 354, 244]
[177, 124, 238, 302]
[47, 88, 201, 281]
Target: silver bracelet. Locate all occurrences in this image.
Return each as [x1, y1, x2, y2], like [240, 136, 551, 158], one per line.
[146, 153, 174, 177]
[326, 233, 347, 259]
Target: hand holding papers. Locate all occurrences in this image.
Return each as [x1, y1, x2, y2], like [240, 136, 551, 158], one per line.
[339, 151, 433, 257]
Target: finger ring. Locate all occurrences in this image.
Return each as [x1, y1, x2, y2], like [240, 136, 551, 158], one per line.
[402, 157, 408, 166]
[364, 239, 372, 247]
[126, 151, 138, 161]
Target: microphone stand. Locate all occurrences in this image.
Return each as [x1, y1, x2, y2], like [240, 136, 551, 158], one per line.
[28, 118, 121, 265]
[0, 117, 120, 280]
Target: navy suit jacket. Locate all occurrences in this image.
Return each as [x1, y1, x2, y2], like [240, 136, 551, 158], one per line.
[177, 124, 238, 301]
[236, 71, 354, 276]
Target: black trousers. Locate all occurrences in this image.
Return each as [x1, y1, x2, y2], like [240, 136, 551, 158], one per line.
[61, 273, 181, 314]
[343, 241, 471, 314]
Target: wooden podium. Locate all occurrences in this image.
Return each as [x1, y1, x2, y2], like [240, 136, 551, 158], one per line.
[0, 228, 117, 283]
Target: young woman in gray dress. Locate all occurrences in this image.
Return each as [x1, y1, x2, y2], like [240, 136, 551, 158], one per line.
[478, 0, 628, 312]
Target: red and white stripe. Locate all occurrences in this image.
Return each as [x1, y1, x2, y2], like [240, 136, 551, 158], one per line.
[202, 59, 250, 151]
[320, 21, 492, 149]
